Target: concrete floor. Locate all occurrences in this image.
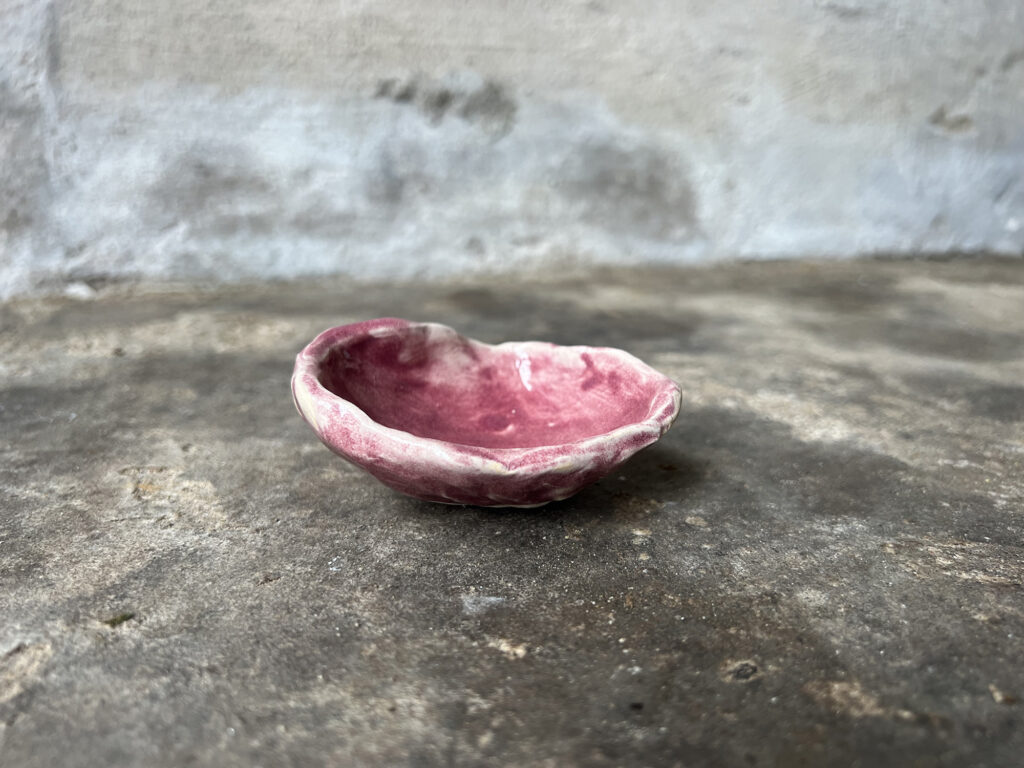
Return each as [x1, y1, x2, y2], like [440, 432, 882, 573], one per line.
[1, 258, 1022, 767]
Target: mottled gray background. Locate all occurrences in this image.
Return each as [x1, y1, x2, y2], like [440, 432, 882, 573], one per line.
[2, 0, 1023, 298]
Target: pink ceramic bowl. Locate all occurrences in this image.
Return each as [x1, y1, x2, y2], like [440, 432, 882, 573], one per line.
[291, 318, 681, 507]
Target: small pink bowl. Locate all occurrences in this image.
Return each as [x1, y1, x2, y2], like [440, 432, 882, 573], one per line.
[292, 318, 681, 507]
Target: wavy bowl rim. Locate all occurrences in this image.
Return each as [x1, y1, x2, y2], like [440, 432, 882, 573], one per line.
[291, 318, 682, 475]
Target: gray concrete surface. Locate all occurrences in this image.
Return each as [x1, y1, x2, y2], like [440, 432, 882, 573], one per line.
[2, 258, 1023, 766]
[3, 1, 1024, 297]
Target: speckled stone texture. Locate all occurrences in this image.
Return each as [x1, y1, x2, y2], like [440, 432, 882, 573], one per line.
[1, 258, 1023, 767]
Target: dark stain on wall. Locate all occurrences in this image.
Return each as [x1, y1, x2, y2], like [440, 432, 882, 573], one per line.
[147, 145, 353, 240]
[557, 140, 697, 241]
[146, 145, 276, 236]
[365, 141, 432, 209]
[375, 76, 517, 137]
[928, 105, 974, 135]
[457, 80, 517, 136]
[0, 84, 51, 243]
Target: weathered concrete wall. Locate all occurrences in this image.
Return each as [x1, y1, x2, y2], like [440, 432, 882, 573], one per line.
[2, 0, 1023, 297]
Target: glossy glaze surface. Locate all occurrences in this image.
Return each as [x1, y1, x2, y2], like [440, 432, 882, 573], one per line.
[318, 325, 657, 449]
[292, 318, 680, 506]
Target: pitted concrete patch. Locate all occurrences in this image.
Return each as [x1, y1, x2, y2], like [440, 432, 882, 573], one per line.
[0, 643, 53, 706]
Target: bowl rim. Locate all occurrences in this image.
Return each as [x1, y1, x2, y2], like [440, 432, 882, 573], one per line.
[292, 318, 681, 474]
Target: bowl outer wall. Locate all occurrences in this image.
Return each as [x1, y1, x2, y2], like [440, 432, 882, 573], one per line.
[291, 318, 682, 507]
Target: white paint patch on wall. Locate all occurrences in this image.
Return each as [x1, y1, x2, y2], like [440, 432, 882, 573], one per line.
[1, 0, 1022, 297]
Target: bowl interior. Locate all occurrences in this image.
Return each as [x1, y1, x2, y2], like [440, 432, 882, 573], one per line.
[316, 325, 663, 449]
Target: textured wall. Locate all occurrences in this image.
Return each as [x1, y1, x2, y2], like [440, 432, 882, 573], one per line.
[2, 0, 1023, 296]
